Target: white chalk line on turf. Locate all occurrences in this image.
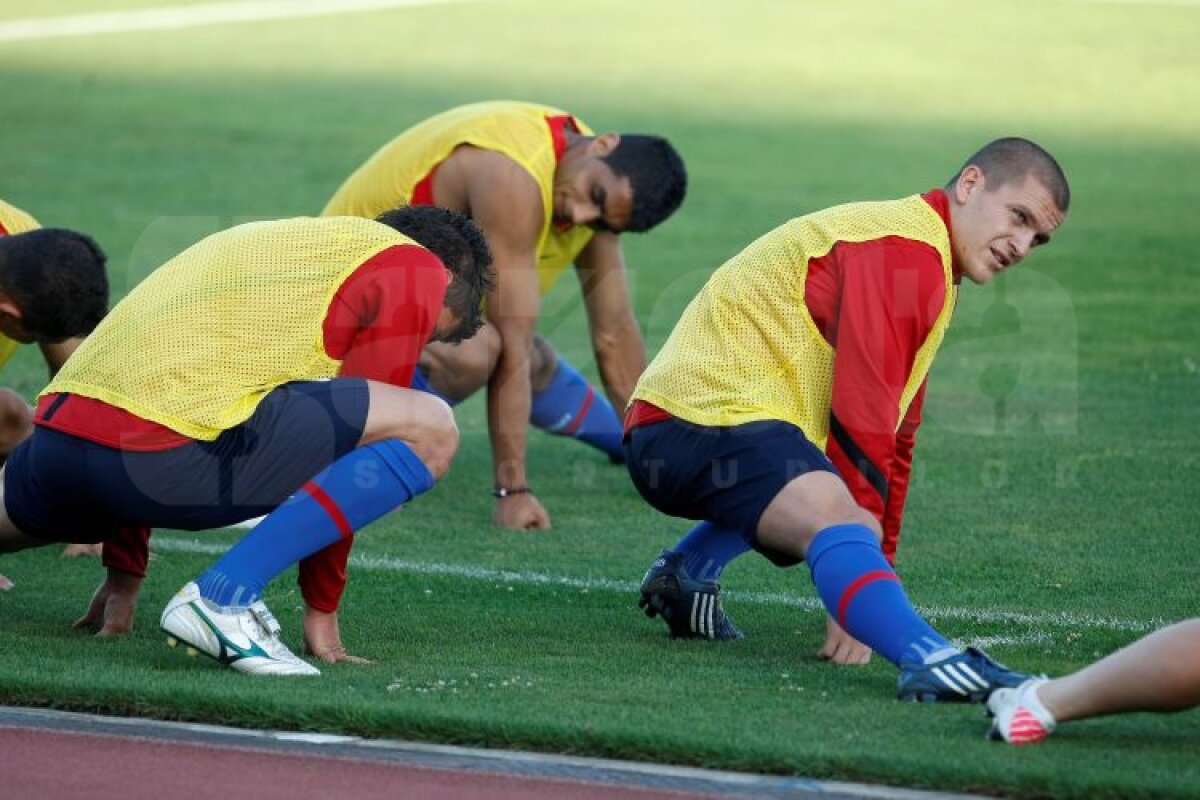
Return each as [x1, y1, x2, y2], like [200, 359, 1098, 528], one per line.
[0, 0, 469, 43]
[151, 536, 1165, 638]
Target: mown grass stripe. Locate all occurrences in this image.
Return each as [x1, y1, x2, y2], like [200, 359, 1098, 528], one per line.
[152, 536, 1165, 634]
[0, 0, 468, 43]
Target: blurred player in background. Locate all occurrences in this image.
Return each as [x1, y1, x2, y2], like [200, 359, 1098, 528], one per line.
[625, 138, 1069, 701]
[0, 206, 491, 675]
[0, 200, 109, 587]
[324, 101, 687, 532]
[989, 618, 1200, 744]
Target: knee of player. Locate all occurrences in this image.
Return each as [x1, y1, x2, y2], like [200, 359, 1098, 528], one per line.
[848, 507, 883, 541]
[417, 396, 459, 479]
[0, 390, 32, 436]
[529, 334, 559, 388]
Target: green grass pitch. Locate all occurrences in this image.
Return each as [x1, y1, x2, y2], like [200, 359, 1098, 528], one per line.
[1, 1, 1197, 797]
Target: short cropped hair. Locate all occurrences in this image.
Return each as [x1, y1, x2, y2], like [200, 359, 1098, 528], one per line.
[375, 206, 494, 344]
[948, 137, 1070, 213]
[0, 228, 109, 341]
[601, 135, 688, 233]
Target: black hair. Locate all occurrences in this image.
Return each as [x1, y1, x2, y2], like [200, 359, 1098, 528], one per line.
[0, 228, 109, 341]
[947, 137, 1070, 213]
[375, 205, 493, 344]
[600, 135, 687, 233]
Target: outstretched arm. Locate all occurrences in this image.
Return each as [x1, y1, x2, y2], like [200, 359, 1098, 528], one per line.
[574, 232, 645, 414]
[463, 153, 551, 530]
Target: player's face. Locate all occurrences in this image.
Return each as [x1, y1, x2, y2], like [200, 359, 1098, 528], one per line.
[951, 168, 1065, 285]
[552, 152, 634, 233]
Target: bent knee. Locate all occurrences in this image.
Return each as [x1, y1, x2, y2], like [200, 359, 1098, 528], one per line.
[840, 506, 882, 540]
[0, 390, 33, 449]
[529, 334, 559, 390]
[408, 394, 459, 480]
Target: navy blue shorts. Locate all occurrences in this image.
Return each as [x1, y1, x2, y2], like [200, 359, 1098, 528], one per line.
[5, 379, 370, 543]
[623, 416, 837, 565]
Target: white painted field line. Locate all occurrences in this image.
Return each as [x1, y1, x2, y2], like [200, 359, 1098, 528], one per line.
[152, 535, 1166, 636]
[0, 0, 470, 43]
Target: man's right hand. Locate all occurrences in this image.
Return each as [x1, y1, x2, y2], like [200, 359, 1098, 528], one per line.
[0, 573, 13, 591]
[73, 568, 142, 637]
[493, 492, 551, 531]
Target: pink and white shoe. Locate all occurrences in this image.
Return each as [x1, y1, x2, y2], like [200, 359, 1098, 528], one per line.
[987, 677, 1056, 745]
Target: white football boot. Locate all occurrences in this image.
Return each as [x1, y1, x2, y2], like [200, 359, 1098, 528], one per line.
[987, 677, 1056, 744]
[161, 582, 320, 676]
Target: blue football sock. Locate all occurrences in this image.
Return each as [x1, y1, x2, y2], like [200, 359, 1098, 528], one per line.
[671, 521, 752, 582]
[196, 440, 434, 609]
[530, 358, 624, 462]
[805, 524, 956, 666]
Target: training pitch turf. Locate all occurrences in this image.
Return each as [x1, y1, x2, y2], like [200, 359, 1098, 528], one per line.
[0, 1, 1197, 797]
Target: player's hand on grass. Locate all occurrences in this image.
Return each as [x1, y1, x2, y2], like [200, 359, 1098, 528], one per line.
[818, 615, 872, 665]
[0, 573, 13, 591]
[303, 606, 373, 664]
[73, 568, 141, 637]
[493, 491, 551, 531]
[61, 542, 103, 558]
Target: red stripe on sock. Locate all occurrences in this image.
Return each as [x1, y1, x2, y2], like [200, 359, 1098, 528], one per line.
[836, 570, 899, 628]
[303, 481, 353, 541]
[564, 385, 595, 436]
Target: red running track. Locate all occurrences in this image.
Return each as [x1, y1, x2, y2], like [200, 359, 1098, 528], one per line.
[0, 727, 708, 800]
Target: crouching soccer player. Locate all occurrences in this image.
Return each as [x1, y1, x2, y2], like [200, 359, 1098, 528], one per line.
[0, 205, 110, 586]
[324, 101, 688, 532]
[626, 138, 1069, 701]
[0, 205, 491, 676]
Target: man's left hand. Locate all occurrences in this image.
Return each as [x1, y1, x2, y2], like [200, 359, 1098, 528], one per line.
[818, 615, 872, 665]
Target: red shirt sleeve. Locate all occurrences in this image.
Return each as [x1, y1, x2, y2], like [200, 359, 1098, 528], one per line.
[811, 237, 946, 564]
[301, 243, 448, 612]
[101, 525, 152, 578]
[880, 380, 926, 562]
[323, 243, 449, 386]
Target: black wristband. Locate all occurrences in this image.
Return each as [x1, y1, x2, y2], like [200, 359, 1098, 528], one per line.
[492, 486, 532, 499]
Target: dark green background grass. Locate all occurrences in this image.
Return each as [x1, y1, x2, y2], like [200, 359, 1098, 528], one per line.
[1, 1, 1197, 797]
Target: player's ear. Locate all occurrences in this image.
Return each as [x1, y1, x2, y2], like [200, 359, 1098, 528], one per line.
[589, 133, 621, 158]
[953, 165, 985, 204]
[0, 294, 23, 323]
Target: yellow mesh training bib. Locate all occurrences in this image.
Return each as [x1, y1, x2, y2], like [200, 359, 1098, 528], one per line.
[0, 198, 40, 236]
[0, 198, 41, 368]
[45, 217, 415, 440]
[633, 195, 955, 449]
[323, 101, 595, 295]
[0, 335, 19, 370]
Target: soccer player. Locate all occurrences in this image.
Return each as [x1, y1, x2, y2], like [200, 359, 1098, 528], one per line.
[323, 101, 688, 532]
[988, 618, 1200, 744]
[0, 199, 107, 459]
[0, 206, 492, 675]
[625, 138, 1069, 701]
[0, 201, 110, 587]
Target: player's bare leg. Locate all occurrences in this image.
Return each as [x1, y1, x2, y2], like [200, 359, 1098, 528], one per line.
[1041, 619, 1200, 722]
[0, 464, 51, 555]
[300, 383, 458, 664]
[756, 471, 880, 665]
